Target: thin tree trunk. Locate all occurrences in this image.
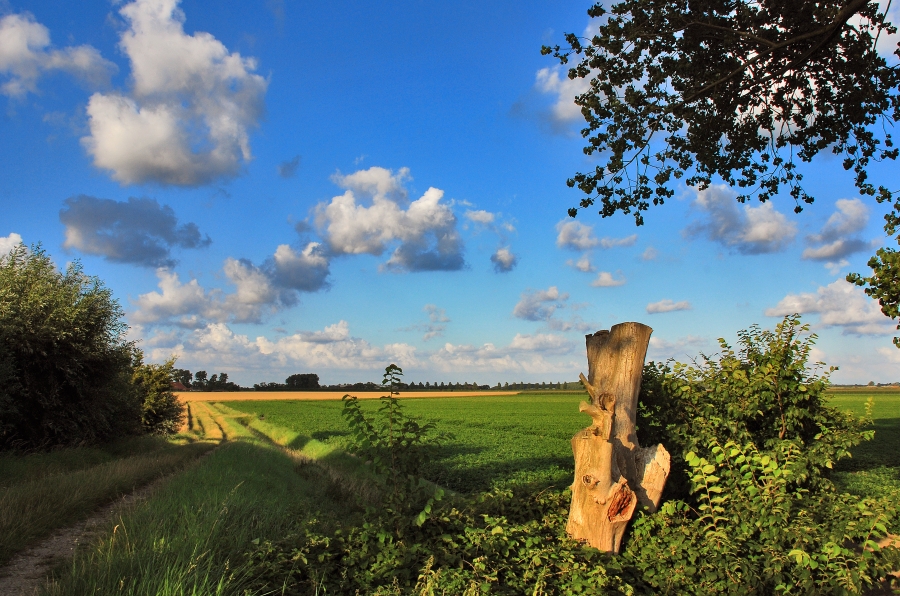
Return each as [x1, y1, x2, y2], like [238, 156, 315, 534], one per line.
[566, 322, 671, 553]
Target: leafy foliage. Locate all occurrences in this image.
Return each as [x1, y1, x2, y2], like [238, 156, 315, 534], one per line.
[341, 364, 447, 521]
[544, 0, 899, 222]
[0, 244, 140, 450]
[847, 207, 900, 347]
[131, 356, 185, 435]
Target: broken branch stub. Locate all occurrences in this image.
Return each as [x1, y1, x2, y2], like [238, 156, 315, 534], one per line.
[567, 322, 671, 553]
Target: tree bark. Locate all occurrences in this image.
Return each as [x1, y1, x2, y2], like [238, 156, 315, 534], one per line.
[566, 322, 671, 553]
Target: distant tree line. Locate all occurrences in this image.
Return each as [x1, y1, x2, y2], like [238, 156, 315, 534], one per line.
[173, 369, 243, 392]
[0, 244, 186, 450]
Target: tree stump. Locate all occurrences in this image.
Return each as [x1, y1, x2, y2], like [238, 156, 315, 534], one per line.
[566, 322, 671, 553]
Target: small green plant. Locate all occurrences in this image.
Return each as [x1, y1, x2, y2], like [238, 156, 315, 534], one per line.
[342, 364, 447, 524]
[132, 356, 186, 435]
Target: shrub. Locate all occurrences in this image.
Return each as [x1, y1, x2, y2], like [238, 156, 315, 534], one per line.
[0, 244, 140, 450]
[132, 356, 185, 435]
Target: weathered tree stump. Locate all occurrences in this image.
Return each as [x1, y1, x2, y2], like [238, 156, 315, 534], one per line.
[566, 322, 671, 553]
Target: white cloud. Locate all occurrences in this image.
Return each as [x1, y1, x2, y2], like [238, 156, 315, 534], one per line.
[684, 185, 796, 254]
[556, 219, 637, 251]
[0, 13, 115, 97]
[591, 271, 626, 287]
[314, 166, 464, 272]
[513, 286, 567, 321]
[508, 332, 573, 354]
[765, 279, 895, 336]
[491, 246, 518, 273]
[332, 166, 409, 201]
[802, 198, 872, 261]
[465, 209, 495, 224]
[133, 243, 329, 326]
[646, 299, 692, 314]
[567, 256, 594, 272]
[257, 321, 418, 369]
[0, 232, 23, 256]
[571, 257, 596, 272]
[430, 332, 574, 373]
[83, 0, 267, 185]
[534, 65, 591, 123]
[641, 246, 658, 261]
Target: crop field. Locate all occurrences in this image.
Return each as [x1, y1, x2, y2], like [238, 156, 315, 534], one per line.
[175, 390, 520, 402]
[224, 388, 900, 495]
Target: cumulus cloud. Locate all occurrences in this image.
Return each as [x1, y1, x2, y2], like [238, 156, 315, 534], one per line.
[270, 243, 330, 292]
[513, 286, 568, 321]
[465, 209, 495, 224]
[802, 198, 872, 261]
[277, 155, 300, 178]
[133, 243, 329, 326]
[314, 166, 464, 272]
[567, 256, 594, 272]
[141, 320, 418, 374]
[591, 271, 626, 287]
[0, 13, 116, 98]
[0, 232, 23, 256]
[684, 185, 796, 254]
[59, 195, 210, 267]
[512, 286, 592, 332]
[765, 279, 895, 335]
[83, 0, 267, 186]
[491, 246, 518, 272]
[430, 332, 574, 373]
[646, 299, 692, 314]
[555, 220, 637, 251]
[257, 320, 418, 369]
[534, 65, 591, 124]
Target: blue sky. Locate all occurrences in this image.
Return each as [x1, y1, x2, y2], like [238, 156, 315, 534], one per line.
[2, 0, 899, 386]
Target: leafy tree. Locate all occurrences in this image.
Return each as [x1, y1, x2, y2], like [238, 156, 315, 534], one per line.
[545, 0, 900, 343]
[172, 368, 192, 388]
[132, 356, 185, 435]
[0, 244, 140, 449]
[193, 370, 208, 389]
[285, 373, 319, 389]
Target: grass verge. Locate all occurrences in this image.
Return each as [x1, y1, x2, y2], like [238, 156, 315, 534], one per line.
[42, 427, 350, 596]
[0, 438, 215, 567]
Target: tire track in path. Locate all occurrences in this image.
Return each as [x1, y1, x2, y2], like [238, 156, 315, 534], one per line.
[0, 441, 221, 596]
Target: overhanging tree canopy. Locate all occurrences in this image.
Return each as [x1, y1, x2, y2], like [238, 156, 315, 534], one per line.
[544, 0, 900, 342]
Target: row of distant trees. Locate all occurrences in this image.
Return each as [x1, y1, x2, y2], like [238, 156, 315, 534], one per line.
[172, 369, 242, 392]
[168, 372, 582, 392]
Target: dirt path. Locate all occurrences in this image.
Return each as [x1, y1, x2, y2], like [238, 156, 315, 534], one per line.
[0, 445, 220, 596]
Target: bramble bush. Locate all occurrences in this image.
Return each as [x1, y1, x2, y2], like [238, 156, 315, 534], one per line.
[131, 355, 185, 435]
[248, 318, 899, 595]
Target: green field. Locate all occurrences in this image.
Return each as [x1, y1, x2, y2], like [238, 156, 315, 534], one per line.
[225, 388, 900, 496]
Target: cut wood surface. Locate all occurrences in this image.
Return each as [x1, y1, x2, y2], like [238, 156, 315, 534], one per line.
[175, 390, 523, 402]
[567, 322, 671, 553]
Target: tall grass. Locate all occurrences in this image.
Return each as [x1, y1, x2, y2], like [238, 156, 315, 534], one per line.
[0, 440, 214, 565]
[43, 438, 327, 596]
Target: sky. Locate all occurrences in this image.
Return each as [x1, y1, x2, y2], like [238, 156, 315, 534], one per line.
[1, 0, 899, 387]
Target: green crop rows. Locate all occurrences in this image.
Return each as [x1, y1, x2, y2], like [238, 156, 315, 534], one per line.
[226, 389, 899, 496]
